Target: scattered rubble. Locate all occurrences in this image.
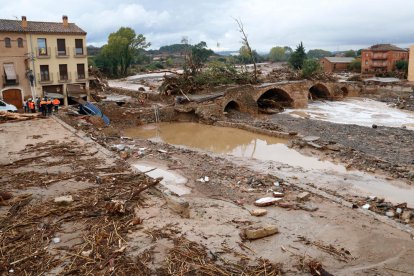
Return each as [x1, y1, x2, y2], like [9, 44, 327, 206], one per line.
[240, 224, 279, 240]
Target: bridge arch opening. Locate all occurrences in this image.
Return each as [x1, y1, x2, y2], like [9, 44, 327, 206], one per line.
[341, 87, 349, 97]
[224, 100, 241, 113]
[257, 88, 293, 113]
[309, 84, 330, 100]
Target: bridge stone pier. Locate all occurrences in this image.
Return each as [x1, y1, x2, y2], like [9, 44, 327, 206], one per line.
[221, 81, 361, 114]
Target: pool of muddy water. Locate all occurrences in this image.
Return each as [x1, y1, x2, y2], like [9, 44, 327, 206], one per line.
[124, 122, 345, 172]
[125, 122, 414, 206]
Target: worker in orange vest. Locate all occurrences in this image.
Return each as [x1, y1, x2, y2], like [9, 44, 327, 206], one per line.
[39, 98, 47, 116]
[52, 98, 60, 112]
[28, 100, 35, 113]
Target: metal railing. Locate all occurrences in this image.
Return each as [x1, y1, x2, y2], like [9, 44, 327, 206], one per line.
[36, 47, 51, 58]
[73, 47, 87, 57]
[58, 72, 72, 83]
[55, 47, 70, 57]
[76, 72, 86, 81]
[371, 54, 387, 60]
[37, 72, 53, 83]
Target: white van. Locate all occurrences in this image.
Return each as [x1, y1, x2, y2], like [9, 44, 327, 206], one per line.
[0, 99, 18, 112]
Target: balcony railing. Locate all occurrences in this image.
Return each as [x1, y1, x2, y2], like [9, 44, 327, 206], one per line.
[372, 62, 387, 67]
[2, 75, 19, 87]
[38, 72, 53, 84]
[76, 72, 87, 81]
[372, 54, 387, 60]
[58, 72, 72, 83]
[36, 47, 51, 58]
[73, 47, 87, 57]
[55, 47, 70, 58]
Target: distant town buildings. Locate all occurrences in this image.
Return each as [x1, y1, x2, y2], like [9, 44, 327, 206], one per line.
[319, 57, 354, 73]
[361, 44, 409, 74]
[408, 45, 414, 82]
[0, 16, 89, 107]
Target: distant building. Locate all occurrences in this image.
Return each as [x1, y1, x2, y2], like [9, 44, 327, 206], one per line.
[408, 45, 414, 82]
[361, 44, 409, 74]
[319, 57, 354, 73]
[0, 16, 89, 107]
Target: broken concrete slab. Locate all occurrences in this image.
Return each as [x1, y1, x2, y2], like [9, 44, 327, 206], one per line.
[254, 197, 282, 207]
[296, 192, 311, 201]
[164, 191, 190, 218]
[54, 195, 74, 205]
[401, 210, 413, 221]
[241, 224, 279, 240]
[250, 209, 268, 217]
[303, 136, 320, 142]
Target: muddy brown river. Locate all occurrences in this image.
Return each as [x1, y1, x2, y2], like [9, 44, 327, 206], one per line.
[124, 122, 414, 207]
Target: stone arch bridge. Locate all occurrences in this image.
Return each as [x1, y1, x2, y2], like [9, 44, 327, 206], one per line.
[220, 80, 360, 114]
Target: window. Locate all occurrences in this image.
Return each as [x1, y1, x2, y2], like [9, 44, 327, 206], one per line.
[75, 39, 83, 55]
[40, 65, 50, 81]
[57, 39, 67, 56]
[5, 37, 11, 48]
[77, 63, 85, 79]
[37, 38, 48, 55]
[59, 64, 68, 80]
[17, 38, 23, 48]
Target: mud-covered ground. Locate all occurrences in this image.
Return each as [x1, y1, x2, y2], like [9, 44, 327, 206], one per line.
[252, 113, 414, 182]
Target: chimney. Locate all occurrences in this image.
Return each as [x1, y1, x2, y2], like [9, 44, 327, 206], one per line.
[62, 15, 68, 27]
[21, 16, 27, 29]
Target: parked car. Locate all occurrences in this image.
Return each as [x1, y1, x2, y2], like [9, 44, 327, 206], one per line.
[0, 99, 17, 112]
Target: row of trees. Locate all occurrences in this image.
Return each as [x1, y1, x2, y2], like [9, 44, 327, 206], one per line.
[91, 26, 364, 78]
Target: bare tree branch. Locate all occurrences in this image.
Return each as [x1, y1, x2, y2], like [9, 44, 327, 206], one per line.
[234, 18, 257, 82]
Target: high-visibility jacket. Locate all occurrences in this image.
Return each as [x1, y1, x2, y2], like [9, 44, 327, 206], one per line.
[28, 102, 35, 109]
[40, 100, 47, 106]
[52, 99, 60, 105]
[46, 100, 52, 105]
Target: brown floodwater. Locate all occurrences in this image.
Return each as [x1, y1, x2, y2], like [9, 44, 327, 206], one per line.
[123, 122, 346, 172]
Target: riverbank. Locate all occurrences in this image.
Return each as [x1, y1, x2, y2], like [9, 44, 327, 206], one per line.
[52, 110, 414, 275]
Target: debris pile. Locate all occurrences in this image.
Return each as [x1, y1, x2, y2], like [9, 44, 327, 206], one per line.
[264, 66, 337, 82]
[162, 237, 283, 275]
[0, 111, 41, 123]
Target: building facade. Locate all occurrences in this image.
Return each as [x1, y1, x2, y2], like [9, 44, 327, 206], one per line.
[320, 57, 354, 73]
[0, 16, 89, 107]
[0, 31, 31, 108]
[361, 44, 409, 74]
[408, 45, 414, 82]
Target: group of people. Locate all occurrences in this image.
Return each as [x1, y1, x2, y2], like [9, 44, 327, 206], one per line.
[23, 97, 61, 116]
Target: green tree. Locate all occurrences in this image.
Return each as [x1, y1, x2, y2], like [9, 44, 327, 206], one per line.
[344, 50, 356, 57]
[348, 58, 361, 72]
[95, 27, 150, 77]
[289, 42, 307, 69]
[301, 59, 322, 78]
[307, 49, 332, 59]
[395, 60, 408, 72]
[269, 46, 286, 62]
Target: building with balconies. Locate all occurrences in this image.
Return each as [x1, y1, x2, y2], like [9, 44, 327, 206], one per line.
[0, 15, 89, 107]
[361, 44, 409, 74]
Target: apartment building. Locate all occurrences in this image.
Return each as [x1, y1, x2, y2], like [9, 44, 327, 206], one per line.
[0, 16, 89, 107]
[361, 44, 409, 74]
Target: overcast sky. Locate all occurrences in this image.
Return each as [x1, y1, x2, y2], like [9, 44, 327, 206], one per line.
[0, 0, 413, 52]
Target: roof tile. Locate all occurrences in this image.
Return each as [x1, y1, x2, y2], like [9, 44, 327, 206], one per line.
[0, 19, 86, 35]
